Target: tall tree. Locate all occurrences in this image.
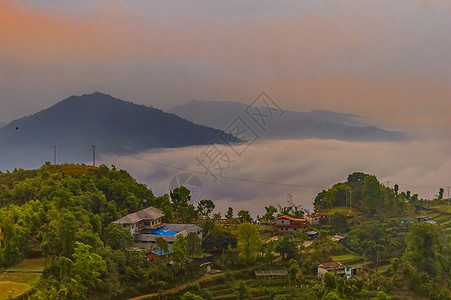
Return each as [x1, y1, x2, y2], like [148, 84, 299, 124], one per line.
[186, 232, 202, 258]
[225, 207, 234, 221]
[170, 186, 191, 211]
[197, 199, 215, 219]
[236, 223, 261, 265]
[362, 175, 382, 214]
[237, 210, 252, 223]
[262, 205, 278, 223]
[72, 242, 107, 292]
[172, 234, 187, 274]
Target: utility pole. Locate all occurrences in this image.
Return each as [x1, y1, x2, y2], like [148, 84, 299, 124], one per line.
[53, 145, 57, 165]
[92, 145, 96, 167]
[386, 181, 390, 188]
[345, 186, 349, 207]
[447, 186, 450, 205]
[349, 189, 353, 210]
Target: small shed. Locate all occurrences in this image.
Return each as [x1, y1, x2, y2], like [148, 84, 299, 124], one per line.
[331, 235, 346, 243]
[146, 249, 171, 262]
[306, 231, 318, 240]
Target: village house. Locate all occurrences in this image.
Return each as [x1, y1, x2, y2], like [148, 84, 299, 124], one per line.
[317, 261, 360, 279]
[274, 215, 308, 235]
[306, 212, 329, 225]
[113, 206, 202, 250]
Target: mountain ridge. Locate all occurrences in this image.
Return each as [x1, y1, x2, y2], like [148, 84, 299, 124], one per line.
[170, 99, 408, 142]
[0, 92, 236, 170]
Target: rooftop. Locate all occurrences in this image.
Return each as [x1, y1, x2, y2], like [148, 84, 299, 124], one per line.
[319, 261, 345, 270]
[276, 215, 307, 222]
[113, 206, 164, 224]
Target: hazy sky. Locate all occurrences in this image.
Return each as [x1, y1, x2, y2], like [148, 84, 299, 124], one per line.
[1, 0, 450, 137]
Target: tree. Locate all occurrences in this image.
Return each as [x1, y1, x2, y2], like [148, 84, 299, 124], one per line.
[323, 272, 337, 291]
[394, 184, 399, 195]
[172, 234, 187, 274]
[197, 200, 215, 219]
[288, 258, 300, 285]
[186, 232, 202, 258]
[170, 186, 191, 210]
[276, 236, 298, 260]
[262, 205, 278, 223]
[179, 204, 198, 224]
[403, 222, 446, 279]
[236, 223, 261, 265]
[159, 194, 173, 222]
[41, 208, 78, 257]
[362, 175, 382, 214]
[72, 241, 107, 291]
[363, 240, 384, 270]
[202, 229, 237, 253]
[437, 188, 444, 200]
[237, 210, 252, 223]
[225, 207, 234, 221]
[347, 172, 365, 185]
[103, 223, 134, 250]
[155, 237, 169, 255]
[329, 213, 349, 233]
[262, 240, 276, 266]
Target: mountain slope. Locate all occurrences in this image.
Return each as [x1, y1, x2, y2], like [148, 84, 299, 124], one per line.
[0, 92, 235, 170]
[170, 99, 408, 142]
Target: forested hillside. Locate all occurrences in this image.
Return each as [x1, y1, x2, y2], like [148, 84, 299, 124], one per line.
[0, 163, 164, 299]
[0, 166, 449, 300]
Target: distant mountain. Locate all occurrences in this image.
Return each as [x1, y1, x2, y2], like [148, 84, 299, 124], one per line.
[170, 99, 408, 142]
[0, 92, 237, 170]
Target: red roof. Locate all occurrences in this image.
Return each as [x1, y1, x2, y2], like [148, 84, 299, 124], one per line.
[276, 215, 306, 222]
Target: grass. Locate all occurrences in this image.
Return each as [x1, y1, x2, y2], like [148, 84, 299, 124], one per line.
[331, 253, 363, 265]
[0, 282, 31, 298]
[324, 206, 353, 216]
[0, 273, 40, 283]
[6, 257, 46, 273]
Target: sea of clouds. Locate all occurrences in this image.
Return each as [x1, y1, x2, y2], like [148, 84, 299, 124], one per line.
[96, 138, 451, 217]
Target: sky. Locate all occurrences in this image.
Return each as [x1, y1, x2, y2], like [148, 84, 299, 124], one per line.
[1, 0, 450, 215]
[1, 0, 450, 134]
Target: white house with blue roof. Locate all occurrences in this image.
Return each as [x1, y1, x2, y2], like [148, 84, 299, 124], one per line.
[113, 206, 202, 250]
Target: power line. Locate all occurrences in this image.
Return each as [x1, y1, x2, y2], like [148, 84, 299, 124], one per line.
[96, 146, 327, 189]
[384, 182, 445, 189]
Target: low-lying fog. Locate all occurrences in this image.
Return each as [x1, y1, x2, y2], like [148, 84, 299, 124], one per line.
[97, 138, 451, 216]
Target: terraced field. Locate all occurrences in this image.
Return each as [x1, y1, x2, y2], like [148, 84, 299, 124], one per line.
[0, 257, 46, 298]
[203, 278, 293, 300]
